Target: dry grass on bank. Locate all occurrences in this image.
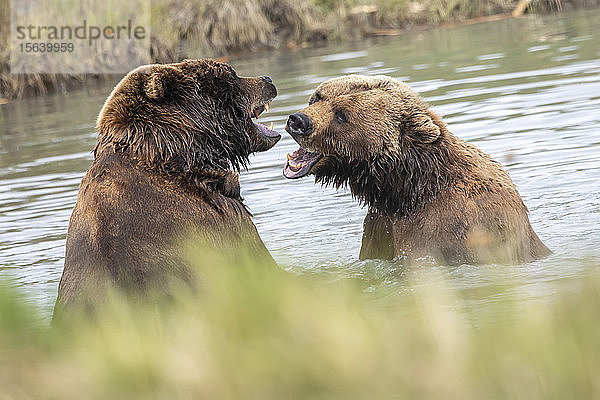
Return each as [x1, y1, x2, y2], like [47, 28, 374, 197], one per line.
[2, 0, 599, 100]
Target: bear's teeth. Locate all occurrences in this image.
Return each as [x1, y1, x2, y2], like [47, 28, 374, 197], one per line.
[269, 121, 274, 130]
[264, 103, 270, 113]
[288, 162, 302, 172]
[286, 153, 292, 161]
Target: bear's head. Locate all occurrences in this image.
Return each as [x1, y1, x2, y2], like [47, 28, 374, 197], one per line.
[283, 75, 446, 179]
[96, 59, 280, 175]
[283, 75, 453, 214]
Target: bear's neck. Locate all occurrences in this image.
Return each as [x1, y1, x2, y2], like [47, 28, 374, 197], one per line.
[315, 136, 468, 218]
[95, 143, 243, 202]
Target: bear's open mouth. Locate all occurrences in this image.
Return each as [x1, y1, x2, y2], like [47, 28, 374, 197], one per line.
[252, 102, 280, 139]
[283, 147, 322, 179]
[254, 121, 279, 138]
[253, 103, 269, 119]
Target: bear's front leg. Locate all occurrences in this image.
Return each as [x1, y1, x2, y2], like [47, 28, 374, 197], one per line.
[359, 209, 395, 260]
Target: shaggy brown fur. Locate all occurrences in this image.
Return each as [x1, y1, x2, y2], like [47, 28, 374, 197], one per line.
[284, 75, 550, 265]
[55, 59, 280, 315]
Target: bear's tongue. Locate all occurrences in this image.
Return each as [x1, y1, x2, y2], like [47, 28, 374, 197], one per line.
[254, 121, 280, 138]
[283, 147, 322, 179]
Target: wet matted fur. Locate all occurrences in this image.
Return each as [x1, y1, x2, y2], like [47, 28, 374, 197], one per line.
[284, 75, 550, 265]
[55, 59, 280, 315]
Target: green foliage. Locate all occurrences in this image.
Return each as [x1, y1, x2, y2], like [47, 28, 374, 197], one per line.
[311, 0, 346, 11]
[1, 248, 600, 399]
[0, 284, 39, 344]
[373, 0, 412, 27]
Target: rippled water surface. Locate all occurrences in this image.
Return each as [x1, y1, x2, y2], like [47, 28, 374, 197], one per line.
[1, 9, 599, 317]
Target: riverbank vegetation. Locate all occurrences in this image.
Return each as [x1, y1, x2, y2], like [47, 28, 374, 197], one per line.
[1, 245, 600, 398]
[1, 0, 599, 100]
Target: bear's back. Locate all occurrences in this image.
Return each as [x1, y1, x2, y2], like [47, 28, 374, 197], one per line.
[56, 149, 269, 312]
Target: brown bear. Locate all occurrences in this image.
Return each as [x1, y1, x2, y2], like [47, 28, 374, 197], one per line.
[283, 75, 550, 265]
[54, 59, 280, 315]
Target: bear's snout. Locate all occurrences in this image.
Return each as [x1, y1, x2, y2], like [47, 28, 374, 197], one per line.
[286, 112, 313, 137]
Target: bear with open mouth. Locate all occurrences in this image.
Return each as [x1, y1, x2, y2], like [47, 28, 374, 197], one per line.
[55, 59, 280, 315]
[284, 75, 550, 265]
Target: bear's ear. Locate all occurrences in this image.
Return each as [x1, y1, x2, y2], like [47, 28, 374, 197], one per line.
[144, 66, 182, 100]
[406, 113, 441, 144]
[145, 72, 166, 99]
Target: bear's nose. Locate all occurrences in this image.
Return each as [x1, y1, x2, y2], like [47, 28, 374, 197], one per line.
[287, 112, 313, 136]
[261, 76, 273, 84]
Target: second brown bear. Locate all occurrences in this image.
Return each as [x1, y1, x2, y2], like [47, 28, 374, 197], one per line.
[284, 75, 550, 265]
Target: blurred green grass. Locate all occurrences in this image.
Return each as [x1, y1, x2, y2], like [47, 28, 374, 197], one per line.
[1, 245, 599, 399]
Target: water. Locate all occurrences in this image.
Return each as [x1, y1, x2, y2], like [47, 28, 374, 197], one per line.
[1, 9, 599, 318]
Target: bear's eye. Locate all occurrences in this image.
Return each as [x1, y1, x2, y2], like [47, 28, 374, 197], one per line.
[309, 91, 322, 105]
[334, 110, 348, 124]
